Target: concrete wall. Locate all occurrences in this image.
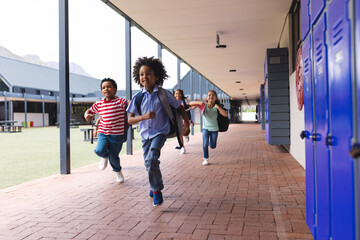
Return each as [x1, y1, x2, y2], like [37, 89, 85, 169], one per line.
[288, 72, 305, 168]
[14, 112, 49, 127]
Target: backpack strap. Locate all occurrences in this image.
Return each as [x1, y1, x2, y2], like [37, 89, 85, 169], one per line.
[157, 87, 183, 148]
[157, 87, 176, 124]
[134, 91, 145, 115]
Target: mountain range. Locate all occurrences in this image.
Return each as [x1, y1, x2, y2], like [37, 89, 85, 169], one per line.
[0, 45, 92, 77]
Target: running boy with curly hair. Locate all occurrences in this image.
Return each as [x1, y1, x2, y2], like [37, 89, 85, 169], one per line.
[127, 57, 190, 206]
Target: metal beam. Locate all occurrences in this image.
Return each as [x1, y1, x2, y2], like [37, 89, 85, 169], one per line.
[59, 0, 70, 174]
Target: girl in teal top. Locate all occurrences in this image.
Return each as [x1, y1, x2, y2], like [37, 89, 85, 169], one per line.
[189, 90, 228, 166]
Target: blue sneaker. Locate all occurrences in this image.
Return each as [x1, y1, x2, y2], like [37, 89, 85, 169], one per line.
[153, 191, 163, 206]
[149, 190, 153, 198]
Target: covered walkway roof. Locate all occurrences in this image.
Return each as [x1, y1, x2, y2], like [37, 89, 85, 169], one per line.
[0, 124, 312, 239]
[103, 0, 291, 101]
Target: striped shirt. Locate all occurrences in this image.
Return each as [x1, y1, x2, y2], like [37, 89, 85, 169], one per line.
[89, 97, 127, 135]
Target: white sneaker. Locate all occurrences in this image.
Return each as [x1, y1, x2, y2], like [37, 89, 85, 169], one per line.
[99, 157, 108, 170]
[202, 158, 209, 166]
[180, 147, 186, 154]
[183, 135, 190, 143]
[116, 171, 124, 183]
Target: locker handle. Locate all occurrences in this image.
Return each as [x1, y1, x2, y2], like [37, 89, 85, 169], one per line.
[310, 133, 319, 141]
[300, 131, 306, 139]
[325, 136, 334, 146]
[349, 143, 360, 158]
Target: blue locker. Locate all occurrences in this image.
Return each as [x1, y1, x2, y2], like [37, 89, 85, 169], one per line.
[260, 84, 265, 130]
[302, 34, 316, 237]
[264, 76, 269, 142]
[327, 0, 355, 239]
[313, 13, 331, 239]
[356, 0, 360, 234]
[301, 0, 310, 41]
[311, 0, 326, 25]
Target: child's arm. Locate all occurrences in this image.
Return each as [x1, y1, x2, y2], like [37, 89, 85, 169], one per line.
[177, 105, 190, 136]
[128, 111, 156, 125]
[215, 104, 228, 117]
[93, 117, 101, 138]
[188, 101, 204, 107]
[84, 108, 94, 122]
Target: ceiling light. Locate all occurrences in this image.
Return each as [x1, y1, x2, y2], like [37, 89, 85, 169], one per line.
[216, 31, 227, 48]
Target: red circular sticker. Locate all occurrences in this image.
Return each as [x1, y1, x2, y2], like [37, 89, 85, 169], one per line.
[296, 46, 304, 111]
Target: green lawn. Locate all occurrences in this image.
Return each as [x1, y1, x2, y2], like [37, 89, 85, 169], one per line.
[0, 125, 199, 189]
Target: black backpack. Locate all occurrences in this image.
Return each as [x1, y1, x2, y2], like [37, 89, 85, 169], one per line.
[217, 105, 229, 132]
[134, 87, 184, 148]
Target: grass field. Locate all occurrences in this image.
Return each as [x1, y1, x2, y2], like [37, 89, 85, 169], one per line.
[0, 125, 199, 189]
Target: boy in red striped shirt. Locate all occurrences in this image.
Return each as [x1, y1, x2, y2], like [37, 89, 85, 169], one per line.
[84, 78, 127, 183]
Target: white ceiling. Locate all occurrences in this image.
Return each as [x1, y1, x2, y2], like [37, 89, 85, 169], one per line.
[106, 0, 291, 102]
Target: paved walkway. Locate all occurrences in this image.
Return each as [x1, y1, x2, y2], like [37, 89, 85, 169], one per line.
[0, 123, 312, 240]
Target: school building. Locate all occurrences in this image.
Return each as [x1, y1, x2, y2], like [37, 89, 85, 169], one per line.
[1, 0, 360, 239]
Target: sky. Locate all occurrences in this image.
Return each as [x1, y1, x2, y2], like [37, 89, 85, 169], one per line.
[0, 0, 189, 90]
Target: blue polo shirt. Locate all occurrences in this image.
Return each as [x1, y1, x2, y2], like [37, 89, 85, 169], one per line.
[127, 85, 181, 140]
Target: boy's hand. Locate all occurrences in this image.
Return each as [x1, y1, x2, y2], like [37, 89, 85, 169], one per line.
[84, 113, 94, 122]
[142, 111, 156, 120]
[93, 128, 98, 138]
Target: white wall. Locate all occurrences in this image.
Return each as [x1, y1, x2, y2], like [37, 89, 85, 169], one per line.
[14, 112, 49, 127]
[288, 72, 306, 168]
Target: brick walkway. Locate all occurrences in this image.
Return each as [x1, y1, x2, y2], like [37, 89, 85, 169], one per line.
[0, 123, 312, 240]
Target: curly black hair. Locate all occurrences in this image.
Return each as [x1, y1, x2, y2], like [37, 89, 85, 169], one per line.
[100, 78, 117, 90]
[132, 56, 168, 87]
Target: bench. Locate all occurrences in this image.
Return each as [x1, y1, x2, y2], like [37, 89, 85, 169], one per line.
[0, 125, 22, 133]
[80, 128, 96, 142]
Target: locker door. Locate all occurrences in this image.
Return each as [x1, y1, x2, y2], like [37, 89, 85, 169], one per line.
[328, 0, 355, 239]
[311, 0, 326, 25]
[265, 75, 270, 142]
[301, 0, 310, 41]
[313, 13, 331, 239]
[355, 0, 360, 235]
[302, 34, 316, 237]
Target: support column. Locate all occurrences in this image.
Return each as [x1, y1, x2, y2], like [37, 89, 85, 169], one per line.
[177, 58, 181, 89]
[189, 69, 194, 135]
[199, 76, 203, 131]
[125, 19, 133, 155]
[157, 44, 162, 59]
[59, 0, 70, 174]
[4, 91, 7, 121]
[24, 93, 27, 128]
[42, 95, 45, 127]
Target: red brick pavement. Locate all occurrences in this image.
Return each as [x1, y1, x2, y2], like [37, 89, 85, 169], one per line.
[0, 123, 313, 240]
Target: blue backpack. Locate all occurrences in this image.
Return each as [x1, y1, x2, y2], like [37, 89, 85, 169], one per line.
[134, 87, 184, 148]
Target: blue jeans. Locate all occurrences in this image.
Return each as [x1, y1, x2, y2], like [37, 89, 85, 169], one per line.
[202, 129, 218, 159]
[142, 134, 167, 192]
[94, 133, 124, 172]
